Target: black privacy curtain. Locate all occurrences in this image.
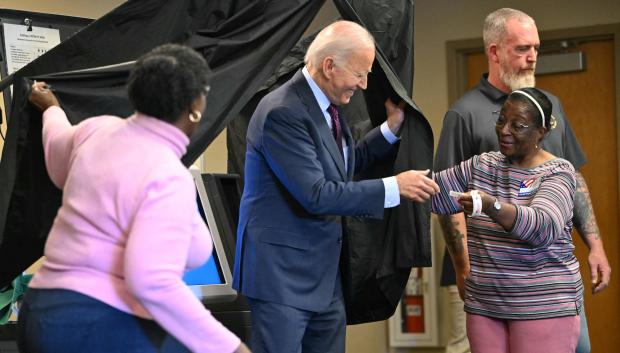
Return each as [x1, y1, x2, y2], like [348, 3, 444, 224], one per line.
[0, 0, 433, 324]
[227, 1, 431, 324]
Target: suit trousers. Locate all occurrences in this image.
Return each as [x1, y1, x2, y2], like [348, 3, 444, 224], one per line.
[247, 275, 346, 353]
[17, 288, 189, 353]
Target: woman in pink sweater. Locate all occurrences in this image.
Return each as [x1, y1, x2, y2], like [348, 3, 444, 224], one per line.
[17, 44, 250, 353]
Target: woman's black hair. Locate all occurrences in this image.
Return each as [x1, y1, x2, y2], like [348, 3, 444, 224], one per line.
[127, 44, 211, 123]
[506, 87, 553, 130]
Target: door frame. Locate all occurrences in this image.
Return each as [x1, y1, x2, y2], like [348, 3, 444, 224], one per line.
[446, 23, 620, 198]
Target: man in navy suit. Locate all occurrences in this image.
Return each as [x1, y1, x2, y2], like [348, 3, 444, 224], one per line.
[232, 21, 439, 353]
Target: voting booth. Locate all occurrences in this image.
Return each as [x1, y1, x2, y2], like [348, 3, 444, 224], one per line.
[0, 9, 251, 348]
[0, 10, 91, 351]
[191, 171, 252, 341]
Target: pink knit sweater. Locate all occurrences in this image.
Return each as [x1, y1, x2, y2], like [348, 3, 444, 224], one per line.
[29, 106, 240, 353]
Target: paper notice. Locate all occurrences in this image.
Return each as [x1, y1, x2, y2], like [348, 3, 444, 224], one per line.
[3, 22, 61, 75]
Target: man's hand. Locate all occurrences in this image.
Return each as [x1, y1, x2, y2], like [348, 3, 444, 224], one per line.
[588, 246, 611, 294]
[29, 81, 60, 112]
[385, 98, 406, 135]
[395, 169, 439, 202]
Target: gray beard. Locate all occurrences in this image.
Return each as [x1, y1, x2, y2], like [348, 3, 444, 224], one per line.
[500, 69, 536, 91]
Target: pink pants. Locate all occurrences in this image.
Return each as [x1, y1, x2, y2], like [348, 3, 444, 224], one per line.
[466, 313, 580, 353]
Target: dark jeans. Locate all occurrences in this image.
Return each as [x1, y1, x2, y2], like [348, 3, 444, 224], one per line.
[17, 288, 190, 353]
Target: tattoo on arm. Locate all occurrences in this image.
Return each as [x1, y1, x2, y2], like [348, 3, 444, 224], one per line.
[573, 172, 600, 239]
[439, 216, 465, 254]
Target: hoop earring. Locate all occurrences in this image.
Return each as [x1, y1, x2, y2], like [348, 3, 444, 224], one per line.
[189, 110, 202, 123]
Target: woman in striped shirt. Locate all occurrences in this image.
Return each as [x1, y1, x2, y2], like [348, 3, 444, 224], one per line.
[432, 87, 582, 353]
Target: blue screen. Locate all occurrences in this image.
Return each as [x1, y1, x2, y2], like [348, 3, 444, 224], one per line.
[183, 253, 223, 285]
[183, 177, 227, 286]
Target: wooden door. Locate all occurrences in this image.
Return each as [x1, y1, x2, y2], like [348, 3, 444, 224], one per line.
[466, 38, 619, 352]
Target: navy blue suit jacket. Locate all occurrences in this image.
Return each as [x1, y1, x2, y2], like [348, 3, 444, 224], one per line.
[232, 70, 395, 312]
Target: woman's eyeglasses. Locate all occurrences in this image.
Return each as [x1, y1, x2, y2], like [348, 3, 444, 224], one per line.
[493, 111, 531, 134]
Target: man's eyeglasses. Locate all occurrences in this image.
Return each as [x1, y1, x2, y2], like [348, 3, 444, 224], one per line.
[493, 111, 531, 134]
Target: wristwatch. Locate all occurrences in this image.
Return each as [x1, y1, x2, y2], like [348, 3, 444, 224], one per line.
[493, 198, 502, 211]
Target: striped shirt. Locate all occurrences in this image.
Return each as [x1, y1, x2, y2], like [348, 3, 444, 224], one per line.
[432, 151, 583, 320]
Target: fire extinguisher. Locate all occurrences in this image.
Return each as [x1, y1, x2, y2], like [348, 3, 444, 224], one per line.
[404, 267, 424, 333]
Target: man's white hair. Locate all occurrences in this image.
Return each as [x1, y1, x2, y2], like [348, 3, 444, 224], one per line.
[304, 20, 375, 70]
